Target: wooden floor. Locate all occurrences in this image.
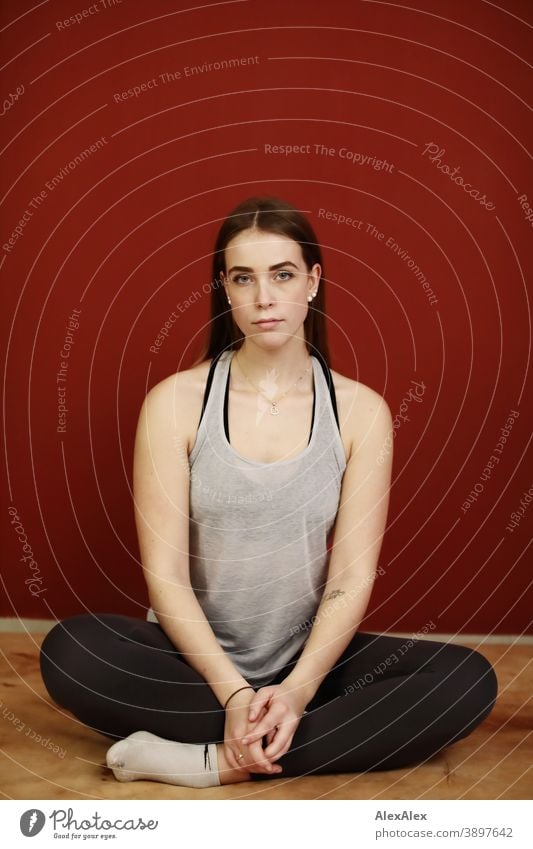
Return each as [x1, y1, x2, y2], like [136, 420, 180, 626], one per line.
[1, 632, 531, 800]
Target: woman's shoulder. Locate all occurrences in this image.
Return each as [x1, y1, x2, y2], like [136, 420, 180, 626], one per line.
[142, 359, 214, 444]
[148, 358, 214, 396]
[329, 366, 390, 409]
[329, 367, 392, 453]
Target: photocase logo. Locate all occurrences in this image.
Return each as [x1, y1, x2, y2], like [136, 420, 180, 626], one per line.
[20, 809, 46, 836]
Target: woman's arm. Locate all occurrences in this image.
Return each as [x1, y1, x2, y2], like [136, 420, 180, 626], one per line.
[133, 376, 250, 708]
[281, 387, 394, 706]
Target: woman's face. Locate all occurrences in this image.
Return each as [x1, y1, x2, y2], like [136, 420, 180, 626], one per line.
[221, 229, 321, 348]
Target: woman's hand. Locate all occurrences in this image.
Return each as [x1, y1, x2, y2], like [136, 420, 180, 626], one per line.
[240, 682, 309, 765]
[223, 689, 283, 775]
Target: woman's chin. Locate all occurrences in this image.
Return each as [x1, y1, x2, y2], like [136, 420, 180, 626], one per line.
[247, 328, 288, 344]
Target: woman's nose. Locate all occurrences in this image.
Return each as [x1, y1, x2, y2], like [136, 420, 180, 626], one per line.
[255, 280, 274, 307]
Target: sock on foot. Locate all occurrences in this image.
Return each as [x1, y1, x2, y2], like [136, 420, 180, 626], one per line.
[106, 730, 221, 788]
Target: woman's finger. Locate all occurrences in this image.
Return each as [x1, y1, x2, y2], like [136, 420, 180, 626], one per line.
[224, 744, 242, 772]
[246, 738, 278, 774]
[244, 701, 275, 740]
[232, 748, 250, 772]
[264, 735, 292, 761]
[248, 702, 268, 729]
[265, 727, 276, 746]
[263, 719, 297, 760]
[241, 707, 280, 744]
[247, 690, 272, 722]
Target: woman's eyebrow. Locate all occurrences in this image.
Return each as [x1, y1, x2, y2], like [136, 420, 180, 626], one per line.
[227, 261, 299, 274]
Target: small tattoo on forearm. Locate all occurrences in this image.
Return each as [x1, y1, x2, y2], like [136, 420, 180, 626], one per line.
[324, 589, 345, 601]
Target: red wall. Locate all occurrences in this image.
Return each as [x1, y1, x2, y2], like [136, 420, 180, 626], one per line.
[2, 0, 532, 634]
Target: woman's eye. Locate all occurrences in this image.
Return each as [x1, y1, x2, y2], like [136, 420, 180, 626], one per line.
[231, 271, 294, 284]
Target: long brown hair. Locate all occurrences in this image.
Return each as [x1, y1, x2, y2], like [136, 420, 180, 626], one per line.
[190, 195, 332, 368]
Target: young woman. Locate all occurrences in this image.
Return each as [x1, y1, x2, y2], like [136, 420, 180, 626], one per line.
[40, 196, 498, 787]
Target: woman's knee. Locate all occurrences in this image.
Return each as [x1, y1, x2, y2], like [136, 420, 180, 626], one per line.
[39, 614, 111, 702]
[436, 645, 498, 737]
[41, 614, 89, 664]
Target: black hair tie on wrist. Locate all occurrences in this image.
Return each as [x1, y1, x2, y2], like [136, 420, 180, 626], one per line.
[224, 685, 255, 710]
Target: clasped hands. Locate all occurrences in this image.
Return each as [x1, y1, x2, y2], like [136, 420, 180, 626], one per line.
[223, 682, 308, 775]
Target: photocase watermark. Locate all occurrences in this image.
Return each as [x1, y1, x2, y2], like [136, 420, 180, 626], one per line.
[3, 138, 108, 254]
[191, 476, 275, 505]
[317, 207, 365, 230]
[113, 55, 260, 102]
[505, 483, 533, 533]
[55, 0, 123, 30]
[517, 193, 533, 228]
[341, 620, 437, 695]
[461, 408, 519, 513]
[376, 378, 427, 465]
[3, 189, 47, 254]
[7, 506, 47, 596]
[57, 308, 82, 433]
[316, 208, 438, 306]
[265, 143, 394, 172]
[246, 364, 311, 424]
[1, 83, 24, 117]
[149, 277, 223, 354]
[368, 222, 439, 307]
[45, 137, 108, 192]
[289, 565, 387, 637]
[48, 807, 158, 833]
[20, 810, 45, 837]
[420, 142, 496, 211]
[21, 806, 159, 837]
[1, 698, 66, 758]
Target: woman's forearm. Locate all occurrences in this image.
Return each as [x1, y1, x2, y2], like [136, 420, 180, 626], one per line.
[282, 571, 377, 705]
[147, 579, 250, 708]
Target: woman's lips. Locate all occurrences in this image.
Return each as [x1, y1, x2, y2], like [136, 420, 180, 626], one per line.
[253, 319, 283, 330]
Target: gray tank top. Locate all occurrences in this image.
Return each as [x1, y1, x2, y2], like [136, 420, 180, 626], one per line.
[146, 349, 347, 688]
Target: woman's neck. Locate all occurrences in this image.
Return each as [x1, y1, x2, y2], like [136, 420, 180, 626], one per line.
[232, 341, 313, 390]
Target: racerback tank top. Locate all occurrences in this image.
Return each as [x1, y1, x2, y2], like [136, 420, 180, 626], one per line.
[146, 348, 347, 688]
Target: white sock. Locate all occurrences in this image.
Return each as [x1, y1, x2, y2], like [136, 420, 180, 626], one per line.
[106, 730, 221, 788]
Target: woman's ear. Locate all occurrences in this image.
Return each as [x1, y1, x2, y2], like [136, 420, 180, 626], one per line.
[221, 274, 232, 304]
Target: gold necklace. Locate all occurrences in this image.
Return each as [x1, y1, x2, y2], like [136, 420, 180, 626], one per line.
[234, 351, 312, 416]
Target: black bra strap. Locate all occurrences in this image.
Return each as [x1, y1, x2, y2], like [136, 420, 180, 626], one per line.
[198, 349, 340, 433]
[199, 349, 226, 423]
[313, 350, 340, 431]
[224, 359, 317, 445]
[308, 381, 316, 445]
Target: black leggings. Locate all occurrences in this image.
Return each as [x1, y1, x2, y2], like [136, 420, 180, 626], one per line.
[39, 614, 498, 780]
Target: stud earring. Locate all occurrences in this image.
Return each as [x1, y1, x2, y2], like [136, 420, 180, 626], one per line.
[221, 277, 230, 304]
[307, 291, 317, 302]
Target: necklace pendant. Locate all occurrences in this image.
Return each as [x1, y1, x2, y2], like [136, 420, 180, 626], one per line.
[270, 402, 280, 415]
